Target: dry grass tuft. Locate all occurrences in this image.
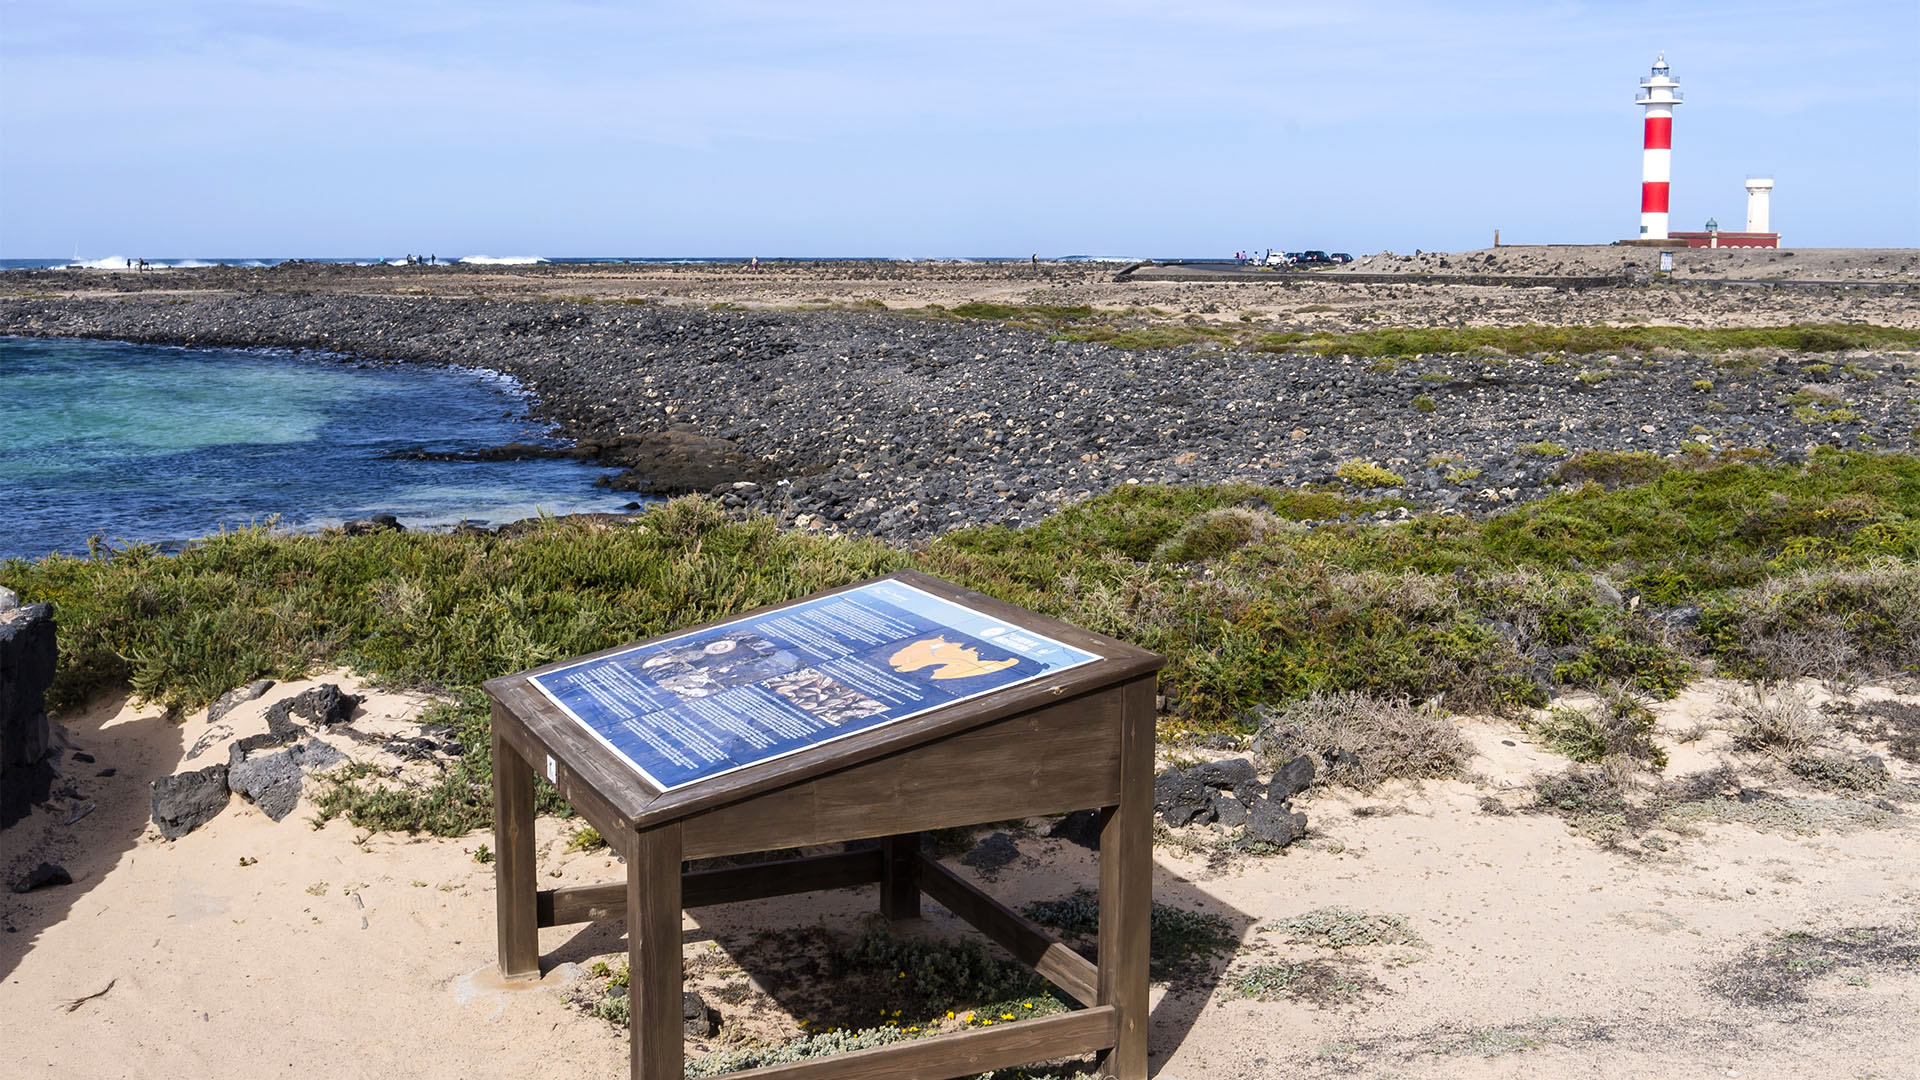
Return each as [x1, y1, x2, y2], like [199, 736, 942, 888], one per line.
[1711, 560, 1920, 687]
[1253, 692, 1473, 790]
[1152, 507, 1302, 563]
[1724, 684, 1824, 755]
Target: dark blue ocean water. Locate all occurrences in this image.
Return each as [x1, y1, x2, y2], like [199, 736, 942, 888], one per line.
[0, 337, 643, 561]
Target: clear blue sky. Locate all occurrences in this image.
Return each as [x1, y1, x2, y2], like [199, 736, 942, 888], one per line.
[3, 1, 1915, 257]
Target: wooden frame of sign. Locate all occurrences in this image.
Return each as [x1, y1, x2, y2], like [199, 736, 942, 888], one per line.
[483, 570, 1162, 1080]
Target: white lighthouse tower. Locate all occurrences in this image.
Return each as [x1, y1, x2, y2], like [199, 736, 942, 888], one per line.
[1745, 177, 1774, 233]
[1636, 54, 1682, 239]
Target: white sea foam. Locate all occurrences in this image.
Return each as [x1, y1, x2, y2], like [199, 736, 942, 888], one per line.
[459, 255, 548, 265]
[61, 256, 252, 270]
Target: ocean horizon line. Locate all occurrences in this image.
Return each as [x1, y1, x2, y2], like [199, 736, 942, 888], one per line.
[0, 254, 1158, 271]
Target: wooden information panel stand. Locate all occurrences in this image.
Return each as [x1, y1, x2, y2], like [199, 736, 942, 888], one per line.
[484, 570, 1163, 1080]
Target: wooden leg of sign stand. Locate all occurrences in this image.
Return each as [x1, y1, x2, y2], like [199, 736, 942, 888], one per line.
[491, 718, 540, 982]
[879, 832, 922, 921]
[1095, 678, 1155, 1080]
[627, 823, 684, 1080]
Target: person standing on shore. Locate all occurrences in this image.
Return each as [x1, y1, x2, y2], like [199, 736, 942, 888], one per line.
[1031, 253, 1038, 268]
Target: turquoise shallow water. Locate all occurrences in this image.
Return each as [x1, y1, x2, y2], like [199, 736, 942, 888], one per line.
[0, 337, 641, 560]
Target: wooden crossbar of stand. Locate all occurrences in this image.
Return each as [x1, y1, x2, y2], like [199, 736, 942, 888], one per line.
[914, 853, 1101, 1006]
[720, 1005, 1120, 1080]
[530, 846, 1102, 1011]
[536, 849, 885, 926]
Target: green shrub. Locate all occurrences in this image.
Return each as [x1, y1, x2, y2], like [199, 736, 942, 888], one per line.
[1555, 451, 1670, 488]
[1412, 394, 1437, 413]
[1335, 460, 1406, 489]
[840, 930, 1048, 1015]
[1152, 507, 1299, 563]
[947, 301, 1096, 323]
[1701, 562, 1920, 682]
[1531, 684, 1666, 768]
[1793, 405, 1862, 424]
[1518, 442, 1570, 459]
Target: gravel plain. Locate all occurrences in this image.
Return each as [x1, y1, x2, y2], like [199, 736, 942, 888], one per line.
[4, 257, 1917, 540]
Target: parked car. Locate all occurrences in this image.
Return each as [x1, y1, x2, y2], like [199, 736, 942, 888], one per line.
[1294, 250, 1333, 266]
[1263, 251, 1293, 266]
[1329, 252, 1353, 264]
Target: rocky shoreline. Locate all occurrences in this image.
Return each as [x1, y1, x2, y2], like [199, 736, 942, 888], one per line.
[4, 291, 1918, 541]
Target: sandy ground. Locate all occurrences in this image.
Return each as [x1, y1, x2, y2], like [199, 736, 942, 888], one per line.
[4, 672, 1916, 1079]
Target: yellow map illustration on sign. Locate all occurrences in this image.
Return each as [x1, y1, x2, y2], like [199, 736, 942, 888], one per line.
[888, 636, 1020, 680]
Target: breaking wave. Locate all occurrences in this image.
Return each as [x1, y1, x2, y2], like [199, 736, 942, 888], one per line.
[61, 256, 247, 269]
[459, 255, 548, 265]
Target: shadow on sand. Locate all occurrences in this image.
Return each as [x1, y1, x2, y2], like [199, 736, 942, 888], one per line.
[537, 829, 1248, 1077]
[0, 692, 186, 982]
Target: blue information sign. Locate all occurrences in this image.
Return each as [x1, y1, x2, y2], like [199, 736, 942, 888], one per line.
[529, 581, 1103, 792]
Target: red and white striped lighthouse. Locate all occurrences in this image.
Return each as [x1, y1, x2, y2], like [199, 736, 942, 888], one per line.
[1636, 53, 1682, 239]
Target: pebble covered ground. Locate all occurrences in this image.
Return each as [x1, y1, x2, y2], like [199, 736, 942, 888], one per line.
[4, 264, 1918, 541]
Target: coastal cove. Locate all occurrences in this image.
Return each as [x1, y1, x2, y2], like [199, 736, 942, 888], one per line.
[3, 258, 1918, 1080]
[0, 336, 641, 560]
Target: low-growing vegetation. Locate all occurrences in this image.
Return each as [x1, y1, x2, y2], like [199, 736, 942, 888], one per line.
[1253, 693, 1474, 790]
[1264, 908, 1424, 950]
[1724, 685, 1822, 755]
[1709, 927, 1920, 1007]
[1531, 684, 1668, 769]
[579, 923, 1105, 1078]
[6, 451, 1917, 835]
[1223, 960, 1381, 1006]
[1334, 460, 1406, 489]
[1022, 890, 1239, 980]
[1247, 323, 1920, 359]
[902, 304, 1920, 359]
